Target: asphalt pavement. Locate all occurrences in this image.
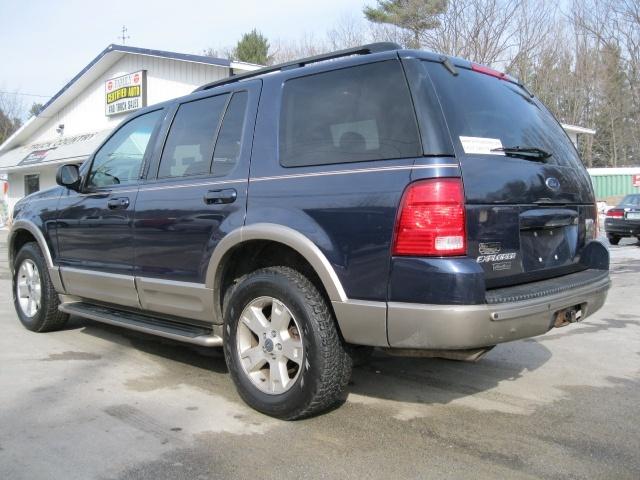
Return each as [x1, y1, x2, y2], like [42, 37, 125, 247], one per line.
[0, 230, 639, 479]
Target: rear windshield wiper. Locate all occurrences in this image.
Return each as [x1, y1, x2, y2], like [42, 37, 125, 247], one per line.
[490, 146, 552, 161]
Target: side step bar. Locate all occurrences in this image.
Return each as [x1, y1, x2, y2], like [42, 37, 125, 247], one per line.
[59, 302, 223, 347]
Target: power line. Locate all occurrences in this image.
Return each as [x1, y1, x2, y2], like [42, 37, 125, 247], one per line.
[0, 91, 50, 98]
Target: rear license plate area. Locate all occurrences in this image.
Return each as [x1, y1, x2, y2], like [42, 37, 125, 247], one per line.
[520, 226, 578, 271]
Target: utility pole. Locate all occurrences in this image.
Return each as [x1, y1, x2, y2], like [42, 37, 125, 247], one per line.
[119, 25, 130, 45]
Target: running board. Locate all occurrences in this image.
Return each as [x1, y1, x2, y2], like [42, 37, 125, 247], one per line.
[59, 302, 223, 347]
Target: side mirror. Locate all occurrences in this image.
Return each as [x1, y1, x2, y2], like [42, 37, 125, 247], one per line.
[56, 164, 81, 191]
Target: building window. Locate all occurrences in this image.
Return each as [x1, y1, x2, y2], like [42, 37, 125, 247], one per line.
[24, 174, 40, 196]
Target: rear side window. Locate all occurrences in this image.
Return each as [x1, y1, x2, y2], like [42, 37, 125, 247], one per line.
[279, 60, 421, 167]
[212, 91, 248, 177]
[158, 94, 228, 178]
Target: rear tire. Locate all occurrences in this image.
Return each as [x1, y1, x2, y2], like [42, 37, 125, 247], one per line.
[607, 235, 620, 245]
[223, 266, 351, 420]
[13, 242, 68, 332]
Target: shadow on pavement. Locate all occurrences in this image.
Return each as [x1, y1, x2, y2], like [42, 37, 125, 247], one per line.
[66, 315, 228, 374]
[68, 314, 554, 410]
[347, 340, 552, 407]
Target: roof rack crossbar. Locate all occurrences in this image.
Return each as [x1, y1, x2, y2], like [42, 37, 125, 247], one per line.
[193, 42, 402, 93]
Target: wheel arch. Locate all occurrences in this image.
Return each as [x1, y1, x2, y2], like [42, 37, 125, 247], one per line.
[8, 220, 55, 272]
[206, 223, 347, 321]
[9, 220, 66, 293]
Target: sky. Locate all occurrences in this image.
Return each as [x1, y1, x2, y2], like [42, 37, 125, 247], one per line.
[0, 0, 374, 110]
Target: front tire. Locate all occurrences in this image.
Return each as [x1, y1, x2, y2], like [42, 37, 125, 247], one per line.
[223, 266, 351, 420]
[13, 242, 68, 332]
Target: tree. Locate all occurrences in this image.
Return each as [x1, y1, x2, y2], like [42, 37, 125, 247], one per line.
[233, 29, 270, 65]
[0, 91, 23, 145]
[363, 0, 448, 48]
[29, 102, 43, 118]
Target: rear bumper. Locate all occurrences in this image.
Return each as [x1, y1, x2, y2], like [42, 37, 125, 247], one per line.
[387, 270, 610, 349]
[605, 219, 640, 236]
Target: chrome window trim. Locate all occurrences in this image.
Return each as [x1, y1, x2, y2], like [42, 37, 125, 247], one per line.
[251, 163, 458, 182]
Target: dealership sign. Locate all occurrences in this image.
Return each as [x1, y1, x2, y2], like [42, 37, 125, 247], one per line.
[105, 70, 146, 116]
[633, 174, 640, 188]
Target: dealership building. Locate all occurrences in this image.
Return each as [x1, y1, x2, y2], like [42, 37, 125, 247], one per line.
[0, 44, 259, 214]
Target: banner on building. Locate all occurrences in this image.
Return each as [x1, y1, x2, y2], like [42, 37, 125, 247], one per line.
[105, 70, 147, 116]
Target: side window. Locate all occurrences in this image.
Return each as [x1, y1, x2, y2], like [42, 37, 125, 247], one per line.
[279, 60, 421, 167]
[157, 94, 228, 178]
[212, 91, 248, 177]
[89, 110, 162, 188]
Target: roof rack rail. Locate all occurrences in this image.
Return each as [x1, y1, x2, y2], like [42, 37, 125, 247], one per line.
[193, 42, 402, 93]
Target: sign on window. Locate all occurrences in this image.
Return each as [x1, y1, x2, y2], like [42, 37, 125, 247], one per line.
[105, 70, 146, 116]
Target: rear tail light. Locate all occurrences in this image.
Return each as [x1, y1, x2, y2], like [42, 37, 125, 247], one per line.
[392, 178, 466, 256]
[606, 209, 624, 218]
[586, 203, 599, 240]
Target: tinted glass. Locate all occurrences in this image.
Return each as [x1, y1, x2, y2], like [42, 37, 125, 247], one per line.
[620, 195, 640, 206]
[279, 60, 421, 167]
[158, 94, 228, 178]
[89, 110, 162, 187]
[212, 91, 248, 177]
[424, 62, 583, 168]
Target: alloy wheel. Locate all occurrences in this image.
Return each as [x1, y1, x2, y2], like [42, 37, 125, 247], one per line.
[236, 296, 304, 394]
[16, 259, 42, 318]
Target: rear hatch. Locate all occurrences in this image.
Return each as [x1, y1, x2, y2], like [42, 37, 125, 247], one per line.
[422, 60, 597, 288]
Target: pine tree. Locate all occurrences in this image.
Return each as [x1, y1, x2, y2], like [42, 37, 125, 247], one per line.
[233, 29, 269, 65]
[363, 0, 447, 48]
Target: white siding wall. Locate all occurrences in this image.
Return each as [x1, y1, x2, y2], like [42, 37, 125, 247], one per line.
[30, 56, 230, 144]
[7, 166, 58, 215]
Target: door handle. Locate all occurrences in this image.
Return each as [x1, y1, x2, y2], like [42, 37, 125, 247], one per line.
[204, 188, 237, 205]
[107, 197, 130, 210]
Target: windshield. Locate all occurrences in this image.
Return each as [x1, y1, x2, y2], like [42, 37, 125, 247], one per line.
[424, 61, 583, 169]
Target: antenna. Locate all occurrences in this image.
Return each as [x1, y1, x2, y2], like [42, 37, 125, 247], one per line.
[119, 25, 130, 45]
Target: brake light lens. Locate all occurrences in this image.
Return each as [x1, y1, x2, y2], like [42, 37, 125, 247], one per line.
[392, 178, 466, 256]
[606, 209, 624, 218]
[471, 63, 507, 80]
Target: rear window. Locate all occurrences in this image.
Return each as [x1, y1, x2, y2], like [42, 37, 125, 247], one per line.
[424, 61, 583, 168]
[279, 60, 421, 167]
[620, 195, 640, 206]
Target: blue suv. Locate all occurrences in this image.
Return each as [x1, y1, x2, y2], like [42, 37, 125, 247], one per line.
[9, 43, 610, 419]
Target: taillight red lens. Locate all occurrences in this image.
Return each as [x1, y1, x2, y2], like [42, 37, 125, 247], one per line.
[606, 209, 624, 218]
[392, 178, 466, 256]
[471, 63, 507, 80]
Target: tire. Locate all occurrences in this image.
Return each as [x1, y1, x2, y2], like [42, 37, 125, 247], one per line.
[223, 266, 351, 420]
[607, 235, 620, 245]
[13, 242, 68, 332]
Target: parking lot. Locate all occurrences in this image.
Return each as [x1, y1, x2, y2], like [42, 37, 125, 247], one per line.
[0, 231, 638, 480]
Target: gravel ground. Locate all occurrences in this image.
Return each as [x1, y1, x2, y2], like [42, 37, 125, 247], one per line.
[0, 231, 639, 479]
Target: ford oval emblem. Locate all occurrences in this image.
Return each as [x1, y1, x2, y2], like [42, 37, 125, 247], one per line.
[545, 177, 560, 190]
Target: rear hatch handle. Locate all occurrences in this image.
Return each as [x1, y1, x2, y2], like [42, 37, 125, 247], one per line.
[520, 208, 578, 230]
